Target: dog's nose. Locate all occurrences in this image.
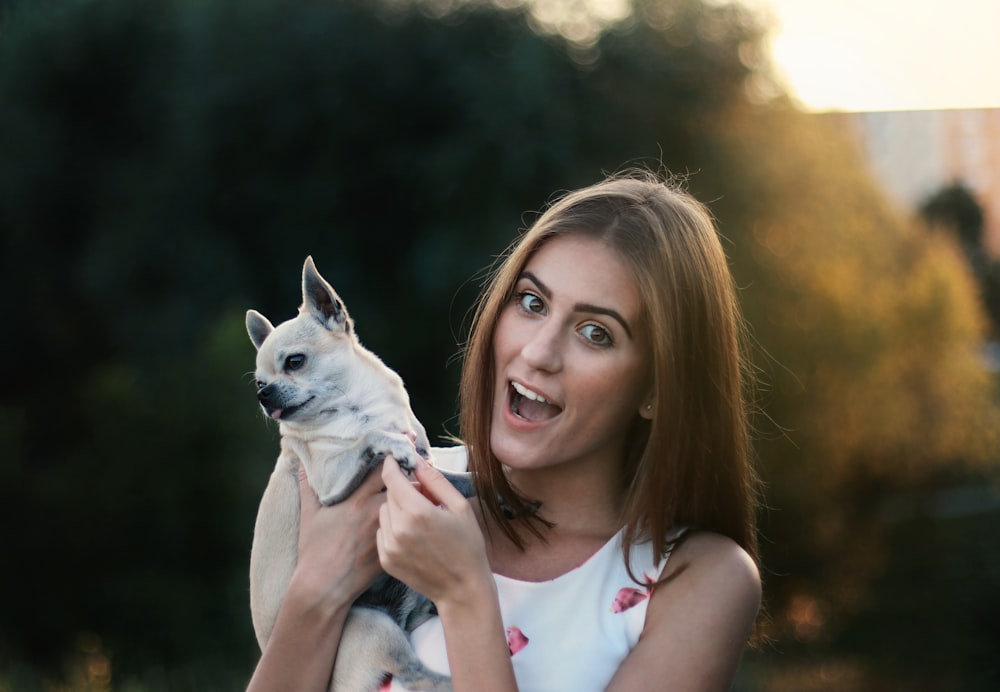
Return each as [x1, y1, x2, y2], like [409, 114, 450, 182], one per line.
[257, 383, 277, 404]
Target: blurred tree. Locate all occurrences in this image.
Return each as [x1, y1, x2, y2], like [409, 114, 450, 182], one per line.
[919, 182, 1000, 337]
[921, 182, 985, 249]
[835, 493, 1000, 690]
[0, 0, 764, 682]
[701, 105, 1000, 683]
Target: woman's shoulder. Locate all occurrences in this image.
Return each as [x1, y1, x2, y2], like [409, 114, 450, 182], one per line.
[664, 531, 758, 580]
[663, 531, 761, 600]
[610, 533, 761, 689]
[651, 530, 761, 633]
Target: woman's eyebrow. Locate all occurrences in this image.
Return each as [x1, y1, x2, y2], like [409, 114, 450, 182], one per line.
[519, 270, 634, 339]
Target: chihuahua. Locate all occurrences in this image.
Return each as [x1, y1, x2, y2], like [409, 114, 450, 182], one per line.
[246, 256, 473, 691]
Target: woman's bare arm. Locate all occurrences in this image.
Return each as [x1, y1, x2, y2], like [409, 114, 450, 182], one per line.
[245, 575, 352, 692]
[607, 532, 761, 692]
[247, 464, 387, 692]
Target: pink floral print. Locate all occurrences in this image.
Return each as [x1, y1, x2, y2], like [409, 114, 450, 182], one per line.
[611, 573, 656, 613]
[506, 626, 529, 655]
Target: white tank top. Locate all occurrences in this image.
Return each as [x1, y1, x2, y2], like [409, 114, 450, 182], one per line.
[388, 447, 676, 691]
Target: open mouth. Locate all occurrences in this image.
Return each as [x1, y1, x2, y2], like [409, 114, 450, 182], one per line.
[266, 396, 314, 421]
[509, 381, 562, 422]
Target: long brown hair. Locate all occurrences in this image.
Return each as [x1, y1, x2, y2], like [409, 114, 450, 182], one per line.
[459, 170, 760, 573]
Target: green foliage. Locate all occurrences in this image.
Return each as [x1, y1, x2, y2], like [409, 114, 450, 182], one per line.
[0, 0, 762, 681]
[700, 106, 1000, 682]
[920, 182, 1000, 337]
[839, 495, 1000, 689]
[1, 0, 997, 688]
[921, 182, 986, 248]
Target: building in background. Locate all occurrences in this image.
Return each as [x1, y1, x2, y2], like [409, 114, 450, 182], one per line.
[824, 108, 1000, 256]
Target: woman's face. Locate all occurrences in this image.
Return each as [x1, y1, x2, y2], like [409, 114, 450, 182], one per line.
[490, 234, 653, 477]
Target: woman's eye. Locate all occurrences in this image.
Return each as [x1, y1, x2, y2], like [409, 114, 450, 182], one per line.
[517, 291, 546, 314]
[285, 354, 306, 371]
[581, 324, 613, 347]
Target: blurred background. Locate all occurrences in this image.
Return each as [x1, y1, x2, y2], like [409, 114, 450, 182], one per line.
[1, 0, 998, 689]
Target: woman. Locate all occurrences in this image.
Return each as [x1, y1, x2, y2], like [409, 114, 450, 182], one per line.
[248, 171, 762, 691]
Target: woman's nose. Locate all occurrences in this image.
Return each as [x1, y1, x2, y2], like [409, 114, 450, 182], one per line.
[520, 322, 563, 373]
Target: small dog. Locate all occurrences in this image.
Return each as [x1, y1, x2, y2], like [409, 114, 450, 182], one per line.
[246, 256, 473, 691]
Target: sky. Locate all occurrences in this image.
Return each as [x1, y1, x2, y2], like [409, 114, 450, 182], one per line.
[743, 0, 1000, 112]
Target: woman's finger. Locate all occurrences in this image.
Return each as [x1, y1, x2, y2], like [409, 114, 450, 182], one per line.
[412, 457, 468, 511]
[376, 501, 392, 555]
[297, 460, 321, 519]
[381, 455, 422, 506]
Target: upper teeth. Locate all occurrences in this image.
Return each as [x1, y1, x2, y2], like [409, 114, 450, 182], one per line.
[512, 381, 547, 403]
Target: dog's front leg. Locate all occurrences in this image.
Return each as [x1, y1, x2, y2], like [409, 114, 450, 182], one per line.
[312, 431, 422, 506]
[249, 449, 301, 650]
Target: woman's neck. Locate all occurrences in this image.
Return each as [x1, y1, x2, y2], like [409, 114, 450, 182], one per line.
[505, 463, 624, 539]
[478, 469, 625, 582]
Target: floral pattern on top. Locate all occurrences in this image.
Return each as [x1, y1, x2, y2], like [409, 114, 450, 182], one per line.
[611, 573, 656, 613]
[389, 513, 685, 692]
[506, 626, 529, 655]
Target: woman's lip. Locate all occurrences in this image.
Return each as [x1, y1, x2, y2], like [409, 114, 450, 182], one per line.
[508, 378, 559, 408]
[501, 380, 562, 431]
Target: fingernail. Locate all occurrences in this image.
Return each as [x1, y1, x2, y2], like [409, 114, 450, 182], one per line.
[415, 456, 429, 470]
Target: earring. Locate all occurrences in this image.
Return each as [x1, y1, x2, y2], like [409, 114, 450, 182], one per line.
[646, 404, 653, 411]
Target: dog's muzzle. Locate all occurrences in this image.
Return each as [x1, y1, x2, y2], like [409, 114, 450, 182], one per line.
[256, 383, 284, 418]
[257, 383, 312, 420]
[256, 382, 277, 405]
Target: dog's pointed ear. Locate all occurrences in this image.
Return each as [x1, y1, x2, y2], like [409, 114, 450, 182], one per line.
[301, 256, 353, 334]
[246, 310, 274, 351]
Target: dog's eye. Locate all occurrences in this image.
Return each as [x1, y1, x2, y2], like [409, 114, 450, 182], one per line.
[285, 354, 306, 371]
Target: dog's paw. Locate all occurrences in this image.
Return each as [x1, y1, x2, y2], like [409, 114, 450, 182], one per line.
[362, 432, 421, 474]
[401, 430, 431, 462]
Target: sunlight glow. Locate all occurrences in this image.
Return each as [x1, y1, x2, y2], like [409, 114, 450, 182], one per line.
[492, 0, 1000, 111]
[746, 0, 1000, 112]
[527, 0, 631, 46]
[770, 28, 890, 112]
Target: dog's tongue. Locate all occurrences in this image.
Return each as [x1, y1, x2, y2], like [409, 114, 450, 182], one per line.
[269, 409, 283, 420]
[515, 396, 561, 422]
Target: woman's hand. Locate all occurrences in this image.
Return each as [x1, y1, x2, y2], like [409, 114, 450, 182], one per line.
[379, 456, 518, 691]
[247, 464, 388, 692]
[290, 460, 387, 613]
[377, 456, 491, 608]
